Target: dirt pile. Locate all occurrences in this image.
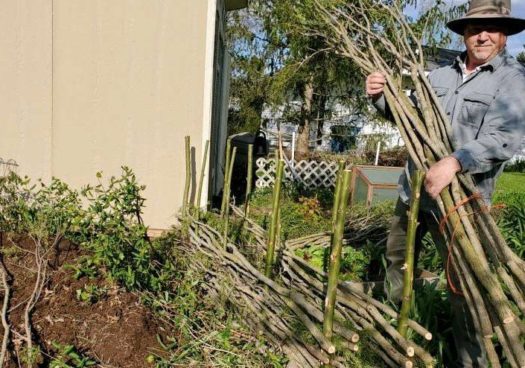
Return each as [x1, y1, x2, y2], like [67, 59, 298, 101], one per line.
[1, 237, 162, 368]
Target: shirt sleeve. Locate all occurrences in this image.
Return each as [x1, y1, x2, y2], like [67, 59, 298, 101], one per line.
[452, 71, 525, 174]
[373, 95, 388, 114]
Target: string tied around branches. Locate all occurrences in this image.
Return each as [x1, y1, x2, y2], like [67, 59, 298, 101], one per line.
[438, 193, 485, 296]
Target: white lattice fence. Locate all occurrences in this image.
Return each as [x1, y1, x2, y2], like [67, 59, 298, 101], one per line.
[256, 158, 339, 189]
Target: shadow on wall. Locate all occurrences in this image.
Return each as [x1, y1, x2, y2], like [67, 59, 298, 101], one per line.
[0, 158, 19, 177]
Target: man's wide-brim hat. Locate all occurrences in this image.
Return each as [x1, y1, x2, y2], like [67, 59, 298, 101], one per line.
[447, 0, 525, 35]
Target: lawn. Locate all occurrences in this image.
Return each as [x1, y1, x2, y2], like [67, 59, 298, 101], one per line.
[493, 172, 525, 203]
[496, 172, 525, 192]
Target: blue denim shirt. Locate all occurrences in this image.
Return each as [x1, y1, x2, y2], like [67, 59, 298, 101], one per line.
[377, 50, 525, 211]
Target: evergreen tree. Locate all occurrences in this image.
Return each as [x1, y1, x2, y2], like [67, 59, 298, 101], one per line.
[227, 0, 466, 153]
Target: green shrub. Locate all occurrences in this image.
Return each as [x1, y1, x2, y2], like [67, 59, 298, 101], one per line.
[0, 172, 81, 244]
[70, 167, 177, 292]
[249, 185, 333, 239]
[279, 200, 331, 239]
[340, 246, 370, 280]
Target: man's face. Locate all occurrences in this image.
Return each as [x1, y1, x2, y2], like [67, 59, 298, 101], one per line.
[464, 24, 507, 67]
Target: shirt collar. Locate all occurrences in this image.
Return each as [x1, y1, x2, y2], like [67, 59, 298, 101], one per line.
[453, 48, 508, 72]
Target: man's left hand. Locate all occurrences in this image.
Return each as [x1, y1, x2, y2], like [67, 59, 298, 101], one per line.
[424, 156, 462, 199]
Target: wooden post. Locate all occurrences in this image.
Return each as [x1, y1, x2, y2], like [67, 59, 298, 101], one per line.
[331, 161, 345, 231]
[397, 170, 425, 337]
[195, 140, 210, 213]
[244, 144, 254, 217]
[327, 161, 345, 271]
[223, 147, 237, 247]
[323, 169, 352, 340]
[221, 137, 232, 218]
[264, 159, 284, 278]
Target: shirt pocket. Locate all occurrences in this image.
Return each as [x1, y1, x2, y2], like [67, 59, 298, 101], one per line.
[460, 92, 494, 129]
[433, 87, 449, 102]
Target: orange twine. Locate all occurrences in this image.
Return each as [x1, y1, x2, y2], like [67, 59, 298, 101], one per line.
[438, 193, 485, 296]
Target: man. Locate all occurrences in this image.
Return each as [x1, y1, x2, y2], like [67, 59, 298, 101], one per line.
[366, 0, 525, 366]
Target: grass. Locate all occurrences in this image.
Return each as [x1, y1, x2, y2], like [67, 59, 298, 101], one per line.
[493, 172, 525, 199]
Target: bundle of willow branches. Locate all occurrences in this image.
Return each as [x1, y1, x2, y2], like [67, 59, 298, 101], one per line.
[184, 207, 434, 367]
[286, 207, 390, 251]
[315, 1, 525, 366]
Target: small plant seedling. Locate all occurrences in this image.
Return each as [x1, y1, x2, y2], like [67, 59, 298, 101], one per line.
[50, 342, 96, 368]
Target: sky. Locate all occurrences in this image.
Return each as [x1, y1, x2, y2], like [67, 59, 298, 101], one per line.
[407, 0, 525, 56]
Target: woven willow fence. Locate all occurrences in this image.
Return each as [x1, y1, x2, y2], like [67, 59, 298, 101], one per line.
[256, 157, 339, 189]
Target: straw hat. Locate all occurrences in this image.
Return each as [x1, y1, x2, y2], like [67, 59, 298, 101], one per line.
[447, 0, 525, 35]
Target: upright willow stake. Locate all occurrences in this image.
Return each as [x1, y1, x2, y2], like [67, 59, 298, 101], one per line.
[398, 170, 425, 338]
[221, 138, 232, 218]
[264, 159, 284, 278]
[323, 169, 352, 341]
[244, 144, 254, 217]
[195, 140, 210, 214]
[223, 147, 237, 248]
[326, 161, 345, 272]
[182, 136, 191, 216]
[331, 161, 345, 231]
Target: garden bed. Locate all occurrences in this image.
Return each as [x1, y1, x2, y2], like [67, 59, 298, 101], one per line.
[1, 165, 523, 367]
[0, 236, 160, 368]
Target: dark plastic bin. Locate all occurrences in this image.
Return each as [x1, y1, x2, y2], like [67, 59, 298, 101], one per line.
[229, 131, 269, 198]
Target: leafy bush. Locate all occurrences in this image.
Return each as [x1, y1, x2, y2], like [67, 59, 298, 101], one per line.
[0, 173, 81, 243]
[70, 167, 177, 292]
[0, 169, 178, 293]
[300, 146, 408, 167]
[279, 200, 332, 239]
[249, 184, 333, 239]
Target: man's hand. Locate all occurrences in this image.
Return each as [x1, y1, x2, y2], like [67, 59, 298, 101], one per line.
[366, 72, 386, 100]
[424, 156, 462, 199]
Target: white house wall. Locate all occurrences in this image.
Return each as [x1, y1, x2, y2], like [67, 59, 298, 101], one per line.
[1, 0, 218, 230]
[0, 0, 53, 181]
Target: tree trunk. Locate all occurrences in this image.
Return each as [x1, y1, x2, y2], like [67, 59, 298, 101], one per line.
[316, 93, 327, 148]
[297, 77, 314, 155]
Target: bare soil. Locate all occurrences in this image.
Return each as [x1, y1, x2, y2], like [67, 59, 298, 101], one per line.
[1, 236, 162, 368]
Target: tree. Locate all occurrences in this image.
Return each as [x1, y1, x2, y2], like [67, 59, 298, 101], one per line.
[516, 45, 525, 64]
[226, 2, 279, 136]
[226, 0, 466, 154]
[227, 0, 366, 154]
